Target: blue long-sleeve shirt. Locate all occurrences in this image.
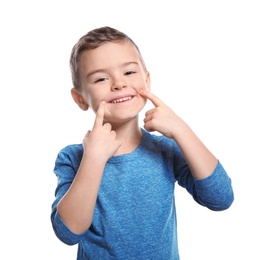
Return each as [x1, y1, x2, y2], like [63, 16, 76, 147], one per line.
[51, 129, 234, 259]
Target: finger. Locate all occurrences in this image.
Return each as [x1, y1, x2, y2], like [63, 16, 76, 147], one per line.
[93, 101, 105, 128]
[145, 108, 156, 116]
[140, 90, 164, 107]
[83, 130, 91, 141]
[85, 130, 91, 137]
[143, 114, 151, 124]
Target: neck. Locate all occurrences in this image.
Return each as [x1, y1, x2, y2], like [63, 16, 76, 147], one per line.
[111, 119, 143, 156]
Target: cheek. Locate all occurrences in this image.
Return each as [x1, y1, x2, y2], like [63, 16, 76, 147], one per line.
[86, 90, 107, 113]
[142, 97, 148, 107]
[90, 97, 105, 114]
[131, 80, 149, 93]
[137, 95, 148, 110]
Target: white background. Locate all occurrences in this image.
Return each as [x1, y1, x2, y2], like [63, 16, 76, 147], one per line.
[1, 0, 264, 259]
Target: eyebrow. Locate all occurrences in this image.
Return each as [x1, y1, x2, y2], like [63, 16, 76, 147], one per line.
[86, 61, 139, 78]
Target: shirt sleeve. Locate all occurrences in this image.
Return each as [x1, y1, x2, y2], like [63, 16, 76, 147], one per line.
[50, 145, 85, 245]
[193, 160, 234, 210]
[162, 136, 234, 211]
[177, 159, 234, 211]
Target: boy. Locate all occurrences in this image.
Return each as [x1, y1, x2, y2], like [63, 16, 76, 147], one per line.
[51, 26, 234, 259]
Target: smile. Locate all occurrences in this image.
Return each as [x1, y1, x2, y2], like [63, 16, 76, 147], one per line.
[110, 96, 133, 103]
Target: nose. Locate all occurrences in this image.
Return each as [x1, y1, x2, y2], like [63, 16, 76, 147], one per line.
[111, 75, 127, 91]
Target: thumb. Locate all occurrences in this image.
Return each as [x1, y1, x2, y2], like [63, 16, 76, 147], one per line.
[84, 130, 91, 140]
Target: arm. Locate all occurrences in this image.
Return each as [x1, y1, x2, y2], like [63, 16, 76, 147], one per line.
[57, 101, 122, 234]
[140, 90, 217, 179]
[140, 90, 233, 210]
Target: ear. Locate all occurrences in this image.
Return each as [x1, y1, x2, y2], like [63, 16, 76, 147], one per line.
[71, 88, 89, 111]
[145, 71, 151, 92]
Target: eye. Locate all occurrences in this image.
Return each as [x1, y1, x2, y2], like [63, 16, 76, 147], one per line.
[124, 70, 136, 76]
[94, 77, 108, 83]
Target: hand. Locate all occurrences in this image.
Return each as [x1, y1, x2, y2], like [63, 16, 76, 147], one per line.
[82, 101, 122, 163]
[140, 90, 184, 139]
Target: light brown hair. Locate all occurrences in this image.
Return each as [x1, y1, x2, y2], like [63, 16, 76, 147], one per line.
[70, 26, 147, 90]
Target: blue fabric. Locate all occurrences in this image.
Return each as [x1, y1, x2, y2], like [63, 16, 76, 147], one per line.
[51, 129, 234, 259]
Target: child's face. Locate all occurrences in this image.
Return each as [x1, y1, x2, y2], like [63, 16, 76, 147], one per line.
[78, 41, 150, 125]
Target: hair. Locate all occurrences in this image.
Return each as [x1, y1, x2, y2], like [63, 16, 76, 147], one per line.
[70, 26, 147, 90]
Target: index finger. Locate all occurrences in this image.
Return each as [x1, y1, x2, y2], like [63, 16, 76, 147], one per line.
[93, 101, 105, 127]
[140, 90, 164, 107]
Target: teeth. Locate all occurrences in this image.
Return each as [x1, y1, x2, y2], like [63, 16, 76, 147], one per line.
[111, 96, 132, 103]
